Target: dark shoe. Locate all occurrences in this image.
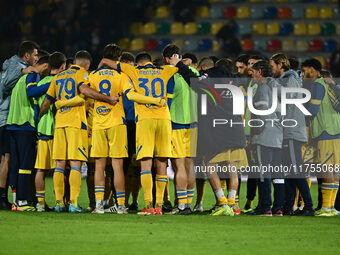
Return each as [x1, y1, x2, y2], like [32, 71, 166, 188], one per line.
[0, 200, 11, 210]
[248, 209, 272, 216]
[283, 209, 294, 216]
[272, 209, 283, 216]
[293, 208, 315, 216]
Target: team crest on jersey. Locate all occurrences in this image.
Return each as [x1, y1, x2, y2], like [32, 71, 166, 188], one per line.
[96, 106, 111, 115]
[59, 107, 71, 114]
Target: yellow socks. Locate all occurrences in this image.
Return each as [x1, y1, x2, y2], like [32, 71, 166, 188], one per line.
[176, 189, 187, 210]
[53, 168, 65, 204]
[227, 189, 236, 206]
[95, 186, 105, 201]
[321, 182, 333, 209]
[140, 170, 153, 208]
[221, 179, 227, 192]
[331, 182, 339, 207]
[215, 188, 228, 206]
[36, 190, 45, 205]
[187, 188, 195, 207]
[116, 191, 125, 206]
[155, 174, 167, 208]
[69, 167, 82, 207]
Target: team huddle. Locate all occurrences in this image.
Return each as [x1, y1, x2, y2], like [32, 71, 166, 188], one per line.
[0, 41, 339, 216]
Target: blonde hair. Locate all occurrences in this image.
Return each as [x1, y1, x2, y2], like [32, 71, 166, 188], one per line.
[270, 53, 290, 71]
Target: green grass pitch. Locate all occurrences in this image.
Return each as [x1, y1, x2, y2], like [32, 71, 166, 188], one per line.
[0, 179, 339, 255]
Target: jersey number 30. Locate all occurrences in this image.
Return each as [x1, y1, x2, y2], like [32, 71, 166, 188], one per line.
[138, 78, 164, 98]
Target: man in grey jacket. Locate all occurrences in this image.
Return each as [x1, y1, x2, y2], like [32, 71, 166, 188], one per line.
[270, 53, 314, 216]
[0, 41, 39, 210]
[248, 60, 284, 216]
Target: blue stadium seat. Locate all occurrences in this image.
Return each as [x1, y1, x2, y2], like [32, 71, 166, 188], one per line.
[254, 39, 267, 51]
[263, 7, 277, 18]
[323, 40, 337, 52]
[198, 39, 213, 51]
[238, 24, 252, 35]
[157, 39, 172, 51]
[210, 5, 223, 18]
[184, 39, 198, 51]
[280, 22, 293, 35]
[250, 7, 263, 18]
[291, 7, 304, 19]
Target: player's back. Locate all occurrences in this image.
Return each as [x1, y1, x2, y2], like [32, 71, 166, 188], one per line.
[46, 65, 88, 129]
[89, 67, 126, 130]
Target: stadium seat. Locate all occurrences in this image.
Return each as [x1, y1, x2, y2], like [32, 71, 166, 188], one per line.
[280, 22, 293, 35]
[212, 40, 220, 52]
[130, 38, 144, 51]
[118, 38, 130, 50]
[208, 0, 221, 3]
[308, 40, 323, 52]
[334, 7, 339, 18]
[263, 7, 277, 18]
[319, 7, 332, 19]
[154, 6, 169, 18]
[277, 7, 291, 18]
[296, 40, 308, 52]
[170, 22, 184, 34]
[130, 22, 143, 34]
[336, 24, 340, 35]
[184, 39, 198, 51]
[157, 39, 172, 51]
[323, 39, 337, 52]
[198, 39, 213, 51]
[239, 24, 252, 35]
[143, 22, 156, 35]
[314, 56, 325, 67]
[266, 23, 280, 35]
[254, 39, 267, 51]
[24, 5, 35, 18]
[196, 6, 210, 18]
[282, 39, 295, 51]
[294, 23, 307, 35]
[173, 39, 184, 49]
[250, 7, 263, 18]
[241, 38, 254, 51]
[237, 6, 250, 18]
[145, 39, 158, 51]
[267, 39, 281, 52]
[291, 7, 304, 18]
[223, 7, 236, 18]
[307, 23, 321, 35]
[253, 23, 266, 35]
[305, 7, 319, 19]
[210, 5, 223, 18]
[197, 23, 211, 35]
[184, 22, 198, 34]
[249, 0, 261, 2]
[211, 22, 223, 35]
[321, 23, 335, 36]
[156, 22, 170, 35]
[276, 0, 288, 2]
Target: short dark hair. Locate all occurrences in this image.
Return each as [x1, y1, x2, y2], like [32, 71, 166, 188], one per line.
[301, 58, 322, 72]
[249, 55, 264, 61]
[38, 49, 50, 58]
[288, 58, 299, 70]
[182, 52, 198, 64]
[66, 58, 74, 67]
[36, 55, 49, 65]
[252, 60, 272, 77]
[209, 56, 219, 64]
[75, 50, 92, 63]
[320, 69, 332, 78]
[216, 58, 233, 72]
[153, 58, 163, 67]
[49, 52, 66, 70]
[136, 52, 152, 64]
[121, 52, 135, 63]
[103, 44, 122, 61]
[162, 44, 181, 58]
[18, 41, 40, 58]
[235, 54, 250, 65]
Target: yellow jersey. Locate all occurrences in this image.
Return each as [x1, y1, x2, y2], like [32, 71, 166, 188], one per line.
[87, 98, 95, 129]
[46, 65, 88, 129]
[89, 67, 133, 130]
[117, 62, 178, 121]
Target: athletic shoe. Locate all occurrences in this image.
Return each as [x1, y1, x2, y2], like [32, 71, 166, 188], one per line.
[210, 205, 234, 216]
[273, 210, 283, 216]
[248, 209, 272, 216]
[293, 208, 315, 216]
[316, 208, 332, 217]
[283, 209, 294, 216]
[166, 207, 179, 215]
[69, 204, 85, 213]
[0, 200, 11, 210]
[55, 204, 66, 212]
[154, 207, 162, 215]
[193, 202, 203, 213]
[36, 203, 45, 212]
[11, 202, 18, 211]
[117, 205, 128, 215]
[232, 205, 241, 216]
[16, 205, 35, 212]
[162, 201, 172, 212]
[128, 202, 138, 211]
[138, 207, 155, 215]
[104, 204, 117, 214]
[334, 210, 340, 216]
[92, 202, 105, 214]
[184, 208, 192, 215]
[242, 203, 253, 213]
